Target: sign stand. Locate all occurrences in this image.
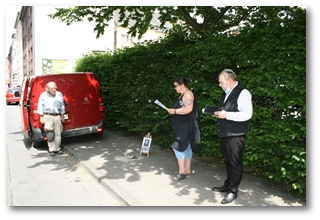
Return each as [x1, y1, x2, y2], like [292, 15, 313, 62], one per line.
[140, 133, 152, 157]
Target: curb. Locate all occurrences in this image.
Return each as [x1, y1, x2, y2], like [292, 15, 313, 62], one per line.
[64, 146, 134, 206]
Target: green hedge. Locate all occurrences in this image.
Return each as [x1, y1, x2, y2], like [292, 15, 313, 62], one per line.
[74, 10, 306, 198]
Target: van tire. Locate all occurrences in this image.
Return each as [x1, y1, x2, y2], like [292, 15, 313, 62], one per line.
[31, 133, 44, 148]
[32, 140, 44, 148]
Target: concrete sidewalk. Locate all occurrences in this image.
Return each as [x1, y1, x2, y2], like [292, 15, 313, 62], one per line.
[61, 129, 305, 206]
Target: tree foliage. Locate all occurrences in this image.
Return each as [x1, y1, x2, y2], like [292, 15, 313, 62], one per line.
[48, 6, 296, 39]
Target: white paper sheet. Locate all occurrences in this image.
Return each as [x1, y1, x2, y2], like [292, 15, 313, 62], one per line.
[154, 99, 168, 110]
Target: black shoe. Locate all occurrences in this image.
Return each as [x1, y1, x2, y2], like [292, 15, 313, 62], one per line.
[221, 192, 237, 204]
[54, 150, 64, 155]
[212, 186, 228, 192]
[48, 151, 55, 157]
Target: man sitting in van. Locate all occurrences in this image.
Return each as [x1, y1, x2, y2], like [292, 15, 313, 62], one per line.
[38, 82, 65, 157]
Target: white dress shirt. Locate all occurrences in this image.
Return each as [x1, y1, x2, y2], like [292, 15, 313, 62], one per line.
[225, 82, 253, 122]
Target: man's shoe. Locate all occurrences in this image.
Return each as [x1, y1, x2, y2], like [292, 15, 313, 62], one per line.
[48, 151, 55, 157]
[54, 150, 64, 155]
[221, 192, 237, 204]
[212, 186, 228, 192]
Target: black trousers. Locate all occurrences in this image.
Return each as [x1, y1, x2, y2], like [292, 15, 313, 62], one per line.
[220, 135, 245, 193]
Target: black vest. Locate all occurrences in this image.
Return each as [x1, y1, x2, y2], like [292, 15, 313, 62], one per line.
[217, 84, 249, 138]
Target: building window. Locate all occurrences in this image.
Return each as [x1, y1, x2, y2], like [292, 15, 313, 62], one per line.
[121, 34, 130, 42]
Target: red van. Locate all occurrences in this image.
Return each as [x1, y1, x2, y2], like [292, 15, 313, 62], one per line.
[19, 72, 105, 148]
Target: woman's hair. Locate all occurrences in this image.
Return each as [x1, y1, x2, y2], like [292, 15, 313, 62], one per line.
[174, 75, 190, 89]
[220, 69, 237, 81]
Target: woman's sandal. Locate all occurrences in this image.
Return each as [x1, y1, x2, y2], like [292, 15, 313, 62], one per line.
[175, 171, 191, 175]
[173, 173, 187, 181]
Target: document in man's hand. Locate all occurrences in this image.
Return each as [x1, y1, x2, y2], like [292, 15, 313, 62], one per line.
[202, 105, 223, 115]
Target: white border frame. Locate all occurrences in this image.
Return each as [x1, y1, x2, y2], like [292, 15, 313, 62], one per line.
[140, 137, 152, 153]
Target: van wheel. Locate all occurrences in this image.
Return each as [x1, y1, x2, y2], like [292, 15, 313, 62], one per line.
[32, 140, 44, 148]
[92, 132, 103, 138]
[31, 134, 45, 148]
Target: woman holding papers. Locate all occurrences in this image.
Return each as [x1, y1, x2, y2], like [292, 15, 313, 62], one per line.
[166, 76, 201, 181]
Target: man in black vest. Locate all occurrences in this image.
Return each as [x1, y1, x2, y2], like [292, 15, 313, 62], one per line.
[212, 69, 253, 204]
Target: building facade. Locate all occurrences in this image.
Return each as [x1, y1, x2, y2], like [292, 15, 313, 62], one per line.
[6, 6, 169, 86]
